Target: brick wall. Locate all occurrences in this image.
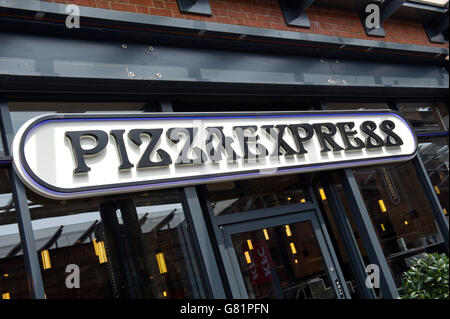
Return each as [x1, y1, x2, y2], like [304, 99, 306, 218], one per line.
[43, 0, 448, 48]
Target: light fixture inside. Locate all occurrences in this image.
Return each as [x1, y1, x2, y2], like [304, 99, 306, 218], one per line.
[41, 249, 51, 270]
[93, 238, 108, 264]
[285, 225, 292, 237]
[319, 188, 327, 200]
[156, 252, 168, 274]
[247, 239, 254, 250]
[378, 199, 387, 213]
[244, 251, 252, 264]
[290, 242, 297, 255]
[434, 186, 441, 195]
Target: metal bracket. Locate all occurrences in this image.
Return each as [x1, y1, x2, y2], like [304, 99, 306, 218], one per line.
[177, 0, 212, 16]
[424, 11, 449, 44]
[361, 0, 407, 37]
[279, 0, 315, 28]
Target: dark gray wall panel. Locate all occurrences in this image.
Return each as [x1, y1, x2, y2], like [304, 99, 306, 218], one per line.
[0, 32, 447, 96]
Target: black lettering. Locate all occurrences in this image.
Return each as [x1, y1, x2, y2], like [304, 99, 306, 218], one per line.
[65, 130, 109, 174]
[336, 122, 365, 151]
[205, 127, 239, 162]
[128, 129, 172, 168]
[110, 130, 134, 170]
[233, 126, 268, 160]
[261, 125, 297, 157]
[167, 127, 207, 165]
[360, 121, 385, 149]
[289, 124, 314, 155]
[312, 123, 344, 152]
[380, 120, 403, 147]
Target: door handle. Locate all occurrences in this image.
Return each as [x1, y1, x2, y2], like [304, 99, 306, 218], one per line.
[335, 279, 345, 298]
[330, 266, 345, 298]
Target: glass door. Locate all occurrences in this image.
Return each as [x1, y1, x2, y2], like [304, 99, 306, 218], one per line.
[221, 211, 348, 299]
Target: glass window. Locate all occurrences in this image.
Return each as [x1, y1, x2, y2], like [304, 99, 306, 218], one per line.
[0, 128, 4, 156]
[26, 188, 206, 299]
[206, 174, 309, 216]
[418, 136, 449, 220]
[436, 102, 449, 131]
[398, 102, 447, 133]
[0, 167, 32, 299]
[313, 173, 376, 299]
[352, 162, 447, 287]
[231, 221, 336, 299]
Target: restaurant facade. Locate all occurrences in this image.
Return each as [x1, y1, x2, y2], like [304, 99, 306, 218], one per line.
[0, 0, 448, 300]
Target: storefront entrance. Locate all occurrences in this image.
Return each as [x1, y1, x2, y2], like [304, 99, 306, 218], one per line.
[221, 211, 347, 299]
[217, 204, 350, 299]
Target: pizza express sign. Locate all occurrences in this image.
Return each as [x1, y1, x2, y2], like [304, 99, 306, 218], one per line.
[12, 111, 417, 199]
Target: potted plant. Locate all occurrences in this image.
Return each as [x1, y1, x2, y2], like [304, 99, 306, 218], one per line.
[400, 252, 449, 299]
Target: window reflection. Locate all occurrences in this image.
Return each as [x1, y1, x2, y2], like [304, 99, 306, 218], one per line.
[0, 168, 32, 299]
[398, 102, 447, 133]
[206, 175, 309, 216]
[0, 129, 4, 156]
[24, 189, 205, 299]
[231, 221, 336, 299]
[313, 173, 374, 298]
[353, 162, 446, 287]
[418, 136, 449, 220]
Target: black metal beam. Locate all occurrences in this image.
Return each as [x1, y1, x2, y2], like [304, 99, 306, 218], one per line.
[279, 0, 315, 27]
[154, 209, 176, 232]
[6, 242, 21, 258]
[138, 213, 149, 226]
[425, 11, 449, 43]
[0, 99, 45, 299]
[177, 0, 212, 16]
[39, 225, 64, 251]
[381, 0, 408, 23]
[74, 220, 98, 245]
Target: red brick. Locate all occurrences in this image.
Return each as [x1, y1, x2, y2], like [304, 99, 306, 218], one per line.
[153, 0, 165, 8]
[213, 1, 228, 9]
[95, 0, 111, 9]
[110, 2, 137, 12]
[245, 20, 264, 28]
[228, 10, 246, 19]
[148, 8, 173, 17]
[74, 0, 97, 7]
[129, 0, 153, 5]
[112, 0, 131, 4]
[136, 6, 149, 14]
[37, 0, 449, 49]
[213, 9, 228, 17]
[164, 1, 178, 10]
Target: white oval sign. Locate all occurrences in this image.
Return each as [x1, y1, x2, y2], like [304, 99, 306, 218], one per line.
[12, 111, 417, 199]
